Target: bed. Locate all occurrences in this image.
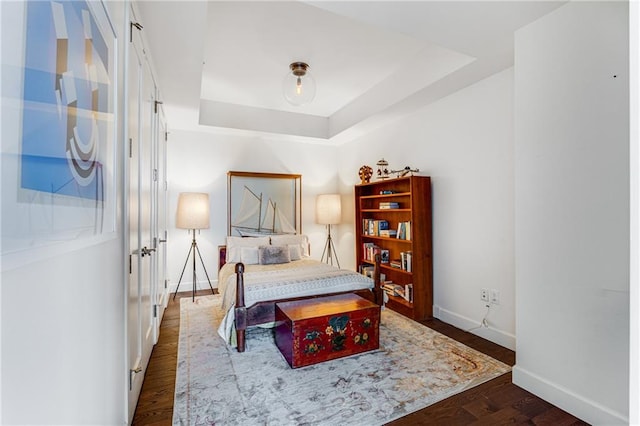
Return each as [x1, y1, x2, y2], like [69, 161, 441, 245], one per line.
[217, 235, 383, 352]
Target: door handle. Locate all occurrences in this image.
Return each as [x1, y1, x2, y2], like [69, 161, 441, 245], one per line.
[129, 365, 143, 390]
[159, 239, 167, 243]
[141, 246, 156, 257]
[133, 246, 156, 257]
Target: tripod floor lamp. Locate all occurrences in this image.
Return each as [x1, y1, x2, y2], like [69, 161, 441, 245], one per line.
[317, 194, 341, 268]
[174, 192, 215, 302]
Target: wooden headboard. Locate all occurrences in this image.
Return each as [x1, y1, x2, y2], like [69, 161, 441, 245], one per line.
[218, 245, 227, 271]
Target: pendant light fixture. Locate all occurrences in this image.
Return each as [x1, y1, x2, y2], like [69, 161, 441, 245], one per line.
[283, 62, 316, 106]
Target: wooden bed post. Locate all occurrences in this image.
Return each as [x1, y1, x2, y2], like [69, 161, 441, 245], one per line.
[373, 253, 383, 306]
[235, 262, 247, 352]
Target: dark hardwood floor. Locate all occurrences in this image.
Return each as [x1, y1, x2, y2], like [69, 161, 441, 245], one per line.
[132, 291, 588, 425]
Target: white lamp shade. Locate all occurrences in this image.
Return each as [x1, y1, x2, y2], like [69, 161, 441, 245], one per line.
[316, 194, 341, 225]
[176, 192, 210, 229]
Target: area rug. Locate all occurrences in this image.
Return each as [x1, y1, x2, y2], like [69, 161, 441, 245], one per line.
[173, 295, 510, 425]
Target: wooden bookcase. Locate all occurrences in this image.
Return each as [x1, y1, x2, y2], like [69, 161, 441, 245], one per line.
[355, 176, 432, 320]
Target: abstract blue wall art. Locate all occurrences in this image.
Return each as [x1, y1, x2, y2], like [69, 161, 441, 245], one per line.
[21, 0, 111, 202]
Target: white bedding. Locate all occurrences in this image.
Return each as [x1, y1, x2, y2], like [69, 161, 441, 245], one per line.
[216, 258, 374, 343]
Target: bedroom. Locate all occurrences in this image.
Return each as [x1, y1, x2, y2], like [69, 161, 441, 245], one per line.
[0, 0, 636, 425]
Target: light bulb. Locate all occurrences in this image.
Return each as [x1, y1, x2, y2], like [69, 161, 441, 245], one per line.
[283, 62, 316, 106]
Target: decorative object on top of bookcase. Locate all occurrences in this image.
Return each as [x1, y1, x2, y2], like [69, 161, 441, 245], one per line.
[358, 165, 373, 184]
[390, 166, 420, 178]
[376, 158, 390, 180]
[355, 175, 432, 321]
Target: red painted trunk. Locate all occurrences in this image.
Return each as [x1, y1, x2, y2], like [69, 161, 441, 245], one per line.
[275, 294, 380, 368]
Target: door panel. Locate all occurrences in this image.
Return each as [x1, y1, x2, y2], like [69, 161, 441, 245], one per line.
[127, 29, 143, 421]
[139, 54, 155, 350]
[154, 104, 169, 339]
[126, 13, 155, 422]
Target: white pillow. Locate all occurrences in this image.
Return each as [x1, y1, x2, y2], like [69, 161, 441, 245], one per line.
[288, 244, 302, 261]
[240, 247, 259, 265]
[270, 234, 309, 257]
[226, 236, 270, 263]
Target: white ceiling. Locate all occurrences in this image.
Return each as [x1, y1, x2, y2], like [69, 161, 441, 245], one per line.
[136, 0, 565, 143]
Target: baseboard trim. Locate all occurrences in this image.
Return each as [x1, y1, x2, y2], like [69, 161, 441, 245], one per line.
[433, 304, 516, 350]
[512, 365, 628, 425]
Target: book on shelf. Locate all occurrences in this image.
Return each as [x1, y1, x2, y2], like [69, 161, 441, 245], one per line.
[360, 266, 388, 283]
[380, 249, 390, 263]
[400, 251, 412, 272]
[397, 221, 412, 240]
[390, 259, 402, 269]
[379, 202, 400, 209]
[361, 265, 374, 278]
[381, 283, 394, 293]
[382, 283, 409, 300]
[362, 242, 374, 259]
[363, 219, 389, 236]
[383, 284, 414, 302]
[379, 229, 397, 238]
[362, 242, 381, 262]
[405, 284, 413, 302]
[381, 282, 397, 293]
[379, 190, 395, 195]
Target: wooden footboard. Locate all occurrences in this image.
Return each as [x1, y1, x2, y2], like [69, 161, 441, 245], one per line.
[234, 255, 383, 353]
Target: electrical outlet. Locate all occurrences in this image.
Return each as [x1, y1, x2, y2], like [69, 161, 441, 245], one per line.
[480, 288, 489, 302]
[491, 289, 500, 305]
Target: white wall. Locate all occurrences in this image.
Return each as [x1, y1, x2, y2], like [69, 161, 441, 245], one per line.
[2, 243, 125, 424]
[337, 68, 516, 349]
[166, 129, 341, 290]
[631, 2, 640, 422]
[513, 2, 629, 424]
[1, 1, 128, 424]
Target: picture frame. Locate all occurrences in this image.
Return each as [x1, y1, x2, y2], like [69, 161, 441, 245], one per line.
[227, 171, 302, 236]
[1, 0, 117, 268]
